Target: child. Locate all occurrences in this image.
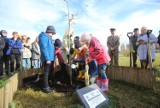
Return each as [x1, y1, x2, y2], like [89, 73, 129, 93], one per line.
[80, 33, 111, 92]
[72, 36, 88, 79]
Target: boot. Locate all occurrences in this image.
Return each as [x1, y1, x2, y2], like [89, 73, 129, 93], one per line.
[43, 86, 54, 93]
[96, 78, 101, 88]
[80, 74, 85, 79]
[101, 79, 109, 92]
[77, 71, 82, 78]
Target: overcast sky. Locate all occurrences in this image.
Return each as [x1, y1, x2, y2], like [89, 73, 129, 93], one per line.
[0, 0, 160, 46]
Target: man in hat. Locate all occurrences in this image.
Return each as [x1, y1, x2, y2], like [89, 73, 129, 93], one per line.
[0, 30, 10, 76]
[130, 28, 139, 68]
[39, 25, 56, 93]
[107, 28, 120, 66]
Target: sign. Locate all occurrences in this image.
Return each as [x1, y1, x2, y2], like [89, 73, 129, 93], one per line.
[83, 89, 106, 108]
[76, 84, 110, 108]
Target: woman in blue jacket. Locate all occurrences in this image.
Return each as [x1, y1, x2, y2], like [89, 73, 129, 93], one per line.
[39, 25, 56, 93]
[8, 32, 22, 75]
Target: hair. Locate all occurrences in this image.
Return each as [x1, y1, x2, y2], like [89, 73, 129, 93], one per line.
[141, 26, 148, 31]
[80, 33, 91, 43]
[27, 37, 30, 40]
[12, 31, 18, 35]
[34, 37, 39, 42]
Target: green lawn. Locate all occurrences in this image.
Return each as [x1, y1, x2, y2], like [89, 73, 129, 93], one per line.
[5, 54, 160, 107]
[119, 53, 160, 68]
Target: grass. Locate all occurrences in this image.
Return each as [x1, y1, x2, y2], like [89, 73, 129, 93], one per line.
[14, 88, 82, 108]
[0, 75, 10, 88]
[7, 53, 160, 107]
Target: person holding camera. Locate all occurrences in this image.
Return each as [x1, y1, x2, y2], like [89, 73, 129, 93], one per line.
[130, 28, 139, 68]
[136, 26, 157, 68]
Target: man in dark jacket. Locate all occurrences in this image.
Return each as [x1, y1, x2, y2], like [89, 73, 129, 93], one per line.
[130, 28, 139, 68]
[0, 35, 5, 78]
[157, 30, 160, 46]
[0, 30, 10, 76]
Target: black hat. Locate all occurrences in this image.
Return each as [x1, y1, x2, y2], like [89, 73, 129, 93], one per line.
[74, 36, 81, 49]
[133, 28, 139, 32]
[54, 39, 62, 47]
[0, 30, 7, 35]
[110, 28, 116, 31]
[46, 25, 56, 34]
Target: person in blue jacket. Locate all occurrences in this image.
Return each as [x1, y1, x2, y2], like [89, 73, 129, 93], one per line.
[39, 25, 56, 93]
[8, 32, 22, 76]
[0, 30, 10, 76]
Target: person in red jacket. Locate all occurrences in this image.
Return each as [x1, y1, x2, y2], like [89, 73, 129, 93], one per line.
[80, 33, 111, 92]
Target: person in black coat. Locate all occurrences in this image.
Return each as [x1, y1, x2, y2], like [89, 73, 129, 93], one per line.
[0, 30, 10, 76]
[0, 36, 5, 78]
[157, 30, 160, 46]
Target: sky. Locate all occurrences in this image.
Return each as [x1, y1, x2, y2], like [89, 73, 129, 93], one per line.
[0, 0, 160, 46]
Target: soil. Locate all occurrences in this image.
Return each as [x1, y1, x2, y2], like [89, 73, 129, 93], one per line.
[23, 70, 86, 93]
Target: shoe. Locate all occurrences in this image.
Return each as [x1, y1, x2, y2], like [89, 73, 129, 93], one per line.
[101, 79, 109, 92]
[0, 75, 3, 79]
[10, 72, 14, 76]
[96, 78, 101, 88]
[80, 75, 85, 79]
[77, 71, 82, 78]
[43, 87, 54, 93]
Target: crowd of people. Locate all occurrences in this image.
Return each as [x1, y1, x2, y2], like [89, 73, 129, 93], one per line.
[0, 25, 159, 93]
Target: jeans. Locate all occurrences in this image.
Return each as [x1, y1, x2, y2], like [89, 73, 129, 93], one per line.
[98, 63, 107, 79]
[33, 59, 41, 69]
[10, 54, 21, 73]
[43, 62, 54, 88]
[22, 58, 31, 70]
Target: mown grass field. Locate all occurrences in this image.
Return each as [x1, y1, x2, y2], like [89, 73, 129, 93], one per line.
[7, 54, 160, 107]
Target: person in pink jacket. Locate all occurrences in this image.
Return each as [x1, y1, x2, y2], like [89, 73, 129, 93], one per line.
[54, 39, 65, 64]
[80, 33, 111, 92]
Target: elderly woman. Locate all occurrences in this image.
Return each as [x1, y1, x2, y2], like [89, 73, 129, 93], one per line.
[80, 33, 111, 92]
[136, 26, 157, 68]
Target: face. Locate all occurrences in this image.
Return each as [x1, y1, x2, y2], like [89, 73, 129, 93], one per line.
[2, 32, 7, 36]
[111, 30, 115, 35]
[55, 46, 60, 50]
[134, 30, 139, 36]
[13, 34, 18, 39]
[141, 27, 147, 35]
[22, 36, 27, 40]
[47, 33, 55, 37]
[80, 41, 88, 47]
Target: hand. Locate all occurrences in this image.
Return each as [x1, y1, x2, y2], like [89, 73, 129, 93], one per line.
[46, 61, 51, 64]
[36, 52, 40, 55]
[111, 47, 114, 51]
[9, 46, 12, 48]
